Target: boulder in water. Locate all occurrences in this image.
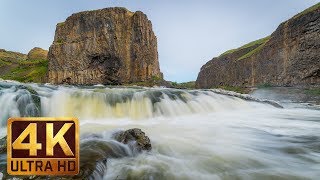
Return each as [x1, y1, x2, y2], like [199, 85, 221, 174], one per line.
[113, 128, 152, 152]
[0, 129, 152, 179]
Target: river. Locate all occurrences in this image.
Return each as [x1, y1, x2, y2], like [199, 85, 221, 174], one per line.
[0, 81, 319, 179]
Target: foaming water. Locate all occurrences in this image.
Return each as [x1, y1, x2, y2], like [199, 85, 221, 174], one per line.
[0, 81, 271, 124]
[102, 108, 320, 179]
[0, 81, 319, 179]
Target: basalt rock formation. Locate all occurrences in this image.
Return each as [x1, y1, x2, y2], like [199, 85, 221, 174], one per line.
[48, 7, 162, 85]
[27, 47, 48, 60]
[196, 3, 320, 88]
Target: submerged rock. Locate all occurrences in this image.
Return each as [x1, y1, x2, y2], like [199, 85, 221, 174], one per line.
[0, 136, 6, 154]
[16, 85, 41, 116]
[0, 128, 152, 179]
[75, 128, 152, 179]
[113, 128, 152, 152]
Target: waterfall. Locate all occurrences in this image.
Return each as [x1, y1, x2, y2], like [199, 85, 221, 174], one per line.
[0, 80, 279, 125]
[1, 80, 320, 180]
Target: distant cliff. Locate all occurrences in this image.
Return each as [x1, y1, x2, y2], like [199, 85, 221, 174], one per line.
[196, 3, 320, 88]
[48, 7, 162, 85]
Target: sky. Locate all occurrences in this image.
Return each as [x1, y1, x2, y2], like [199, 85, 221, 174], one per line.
[0, 0, 318, 82]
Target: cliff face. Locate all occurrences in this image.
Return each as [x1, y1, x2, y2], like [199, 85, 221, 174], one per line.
[196, 3, 320, 88]
[48, 7, 162, 85]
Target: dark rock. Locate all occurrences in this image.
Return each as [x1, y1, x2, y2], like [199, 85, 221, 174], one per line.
[0, 128, 152, 179]
[196, 4, 320, 88]
[113, 128, 152, 152]
[16, 85, 41, 116]
[48, 7, 162, 85]
[0, 136, 6, 154]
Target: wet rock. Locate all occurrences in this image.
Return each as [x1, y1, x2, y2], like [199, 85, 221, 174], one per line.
[16, 85, 41, 116]
[0, 136, 6, 154]
[75, 138, 130, 179]
[0, 129, 152, 179]
[113, 128, 152, 152]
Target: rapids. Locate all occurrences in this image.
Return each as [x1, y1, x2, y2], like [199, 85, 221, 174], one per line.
[0, 80, 319, 179]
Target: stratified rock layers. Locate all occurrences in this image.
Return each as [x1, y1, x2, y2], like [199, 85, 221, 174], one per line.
[196, 5, 320, 88]
[48, 7, 161, 85]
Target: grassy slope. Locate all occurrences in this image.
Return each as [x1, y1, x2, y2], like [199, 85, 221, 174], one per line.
[0, 50, 48, 83]
[218, 3, 320, 61]
[293, 2, 320, 19]
[219, 36, 270, 60]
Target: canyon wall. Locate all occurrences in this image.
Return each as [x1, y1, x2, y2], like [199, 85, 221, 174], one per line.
[196, 4, 320, 88]
[48, 7, 162, 85]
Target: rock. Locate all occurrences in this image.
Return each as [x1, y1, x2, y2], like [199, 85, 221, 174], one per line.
[27, 47, 48, 60]
[16, 85, 41, 116]
[0, 128, 152, 179]
[76, 138, 129, 179]
[196, 3, 320, 88]
[113, 128, 152, 152]
[0, 136, 6, 154]
[48, 7, 162, 85]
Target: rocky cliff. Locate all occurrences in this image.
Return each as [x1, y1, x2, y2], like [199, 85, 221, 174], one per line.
[48, 7, 162, 85]
[196, 3, 320, 88]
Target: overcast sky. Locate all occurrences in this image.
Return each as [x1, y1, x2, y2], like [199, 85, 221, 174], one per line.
[0, 0, 318, 82]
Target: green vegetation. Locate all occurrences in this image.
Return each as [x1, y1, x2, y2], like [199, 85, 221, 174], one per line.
[305, 88, 320, 96]
[219, 36, 270, 58]
[218, 3, 319, 61]
[0, 58, 48, 83]
[56, 39, 64, 44]
[257, 83, 273, 89]
[0, 49, 26, 61]
[57, 22, 65, 26]
[170, 81, 195, 89]
[0, 59, 12, 67]
[238, 41, 268, 60]
[0, 49, 47, 83]
[294, 2, 320, 19]
[214, 86, 247, 94]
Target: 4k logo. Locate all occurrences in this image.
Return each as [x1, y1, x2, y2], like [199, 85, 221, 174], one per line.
[7, 117, 79, 176]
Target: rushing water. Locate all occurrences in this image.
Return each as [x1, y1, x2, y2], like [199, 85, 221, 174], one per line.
[0, 80, 319, 180]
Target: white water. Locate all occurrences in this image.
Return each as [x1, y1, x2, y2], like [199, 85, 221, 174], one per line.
[0, 81, 320, 179]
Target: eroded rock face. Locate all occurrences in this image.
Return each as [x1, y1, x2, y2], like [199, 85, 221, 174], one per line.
[196, 5, 320, 88]
[27, 47, 48, 60]
[48, 7, 162, 85]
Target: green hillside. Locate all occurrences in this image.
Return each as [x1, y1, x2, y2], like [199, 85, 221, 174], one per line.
[0, 49, 48, 83]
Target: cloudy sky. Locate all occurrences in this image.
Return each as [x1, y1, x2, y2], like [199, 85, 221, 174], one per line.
[0, 0, 318, 82]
